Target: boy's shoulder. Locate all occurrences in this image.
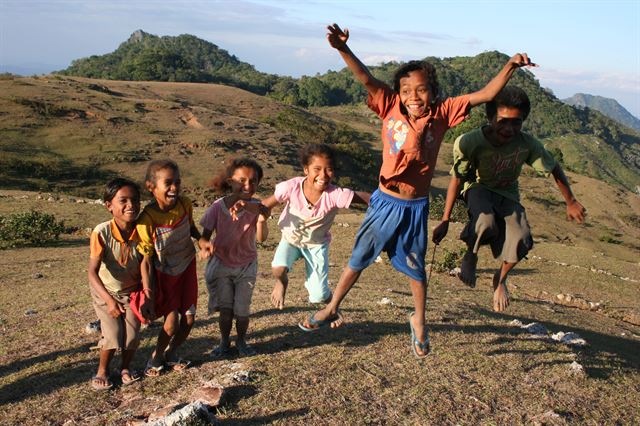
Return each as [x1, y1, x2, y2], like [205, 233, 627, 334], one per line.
[93, 220, 112, 234]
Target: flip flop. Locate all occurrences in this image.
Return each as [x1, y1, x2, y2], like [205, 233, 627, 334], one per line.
[144, 359, 165, 377]
[236, 343, 257, 357]
[90, 375, 113, 391]
[120, 369, 141, 385]
[166, 358, 191, 371]
[210, 345, 232, 360]
[298, 310, 342, 332]
[409, 312, 430, 359]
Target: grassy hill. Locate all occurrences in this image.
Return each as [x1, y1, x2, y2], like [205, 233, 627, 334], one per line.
[0, 74, 639, 424]
[57, 31, 640, 191]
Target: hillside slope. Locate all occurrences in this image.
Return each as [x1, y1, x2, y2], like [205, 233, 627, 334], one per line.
[563, 93, 640, 132]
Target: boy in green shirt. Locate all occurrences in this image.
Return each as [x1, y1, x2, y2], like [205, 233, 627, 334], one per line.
[432, 86, 586, 311]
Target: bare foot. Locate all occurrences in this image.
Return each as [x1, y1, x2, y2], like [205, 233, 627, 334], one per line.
[458, 251, 478, 288]
[271, 281, 287, 310]
[492, 271, 510, 312]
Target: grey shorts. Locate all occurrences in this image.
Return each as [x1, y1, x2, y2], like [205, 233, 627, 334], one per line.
[205, 257, 257, 317]
[460, 186, 533, 263]
[91, 287, 141, 351]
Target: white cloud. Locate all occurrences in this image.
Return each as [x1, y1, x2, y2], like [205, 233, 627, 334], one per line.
[532, 68, 640, 94]
[362, 55, 401, 66]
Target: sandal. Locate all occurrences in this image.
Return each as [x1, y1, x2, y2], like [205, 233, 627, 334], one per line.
[409, 312, 430, 359]
[120, 369, 141, 385]
[298, 310, 343, 332]
[144, 359, 165, 377]
[90, 375, 113, 391]
[166, 358, 191, 371]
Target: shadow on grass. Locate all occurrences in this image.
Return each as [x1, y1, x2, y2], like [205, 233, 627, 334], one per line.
[0, 344, 95, 405]
[468, 304, 640, 379]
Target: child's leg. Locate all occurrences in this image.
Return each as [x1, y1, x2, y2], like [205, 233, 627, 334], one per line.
[302, 244, 332, 304]
[271, 266, 289, 310]
[96, 348, 115, 381]
[493, 261, 516, 312]
[165, 311, 195, 362]
[304, 266, 361, 328]
[218, 308, 234, 350]
[408, 278, 429, 357]
[235, 315, 249, 345]
[151, 310, 179, 366]
[270, 239, 301, 310]
[459, 187, 499, 287]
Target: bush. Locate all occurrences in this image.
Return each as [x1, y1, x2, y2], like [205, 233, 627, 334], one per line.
[0, 211, 65, 248]
[433, 247, 467, 273]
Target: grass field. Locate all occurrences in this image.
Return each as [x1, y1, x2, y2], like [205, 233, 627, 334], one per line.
[0, 191, 638, 425]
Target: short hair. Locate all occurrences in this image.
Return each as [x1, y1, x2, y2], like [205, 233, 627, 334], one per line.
[103, 177, 140, 203]
[210, 157, 264, 193]
[298, 143, 336, 168]
[486, 86, 531, 121]
[144, 159, 180, 184]
[393, 60, 440, 100]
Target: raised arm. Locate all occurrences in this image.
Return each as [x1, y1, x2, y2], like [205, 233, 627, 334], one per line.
[467, 53, 536, 107]
[327, 23, 387, 97]
[551, 164, 586, 223]
[432, 175, 464, 244]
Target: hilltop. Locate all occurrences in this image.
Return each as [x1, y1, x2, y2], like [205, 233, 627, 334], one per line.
[57, 31, 640, 191]
[563, 93, 640, 132]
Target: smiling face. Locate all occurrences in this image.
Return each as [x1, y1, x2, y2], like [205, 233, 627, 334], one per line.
[398, 70, 433, 119]
[304, 154, 334, 192]
[487, 106, 525, 146]
[228, 166, 260, 199]
[105, 185, 140, 230]
[149, 167, 181, 211]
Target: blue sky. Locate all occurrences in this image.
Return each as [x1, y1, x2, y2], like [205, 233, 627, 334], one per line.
[1, 0, 639, 116]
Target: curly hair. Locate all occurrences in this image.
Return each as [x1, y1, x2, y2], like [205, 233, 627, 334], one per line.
[393, 60, 440, 101]
[298, 143, 336, 168]
[103, 177, 140, 203]
[486, 86, 531, 121]
[210, 157, 264, 194]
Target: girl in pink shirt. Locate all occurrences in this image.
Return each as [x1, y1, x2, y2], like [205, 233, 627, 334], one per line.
[262, 144, 369, 316]
[198, 158, 269, 358]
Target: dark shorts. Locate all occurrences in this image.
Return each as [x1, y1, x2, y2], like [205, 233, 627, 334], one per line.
[349, 190, 429, 282]
[460, 186, 533, 263]
[155, 257, 198, 317]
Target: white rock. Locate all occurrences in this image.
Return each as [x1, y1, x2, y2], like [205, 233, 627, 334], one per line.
[522, 322, 548, 335]
[551, 331, 587, 346]
[568, 361, 584, 374]
[374, 255, 383, 263]
[449, 267, 461, 276]
[147, 401, 215, 426]
[85, 320, 101, 334]
[509, 319, 524, 327]
[377, 297, 393, 305]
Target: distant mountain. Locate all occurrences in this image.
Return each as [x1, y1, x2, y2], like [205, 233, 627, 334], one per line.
[563, 93, 640, 132]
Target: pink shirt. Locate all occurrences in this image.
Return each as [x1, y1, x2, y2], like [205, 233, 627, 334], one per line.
[275, 176, 354, 247]
[200, 198, 258, 268]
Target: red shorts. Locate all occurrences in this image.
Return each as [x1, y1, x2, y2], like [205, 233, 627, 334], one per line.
[155, 258, 198, 317]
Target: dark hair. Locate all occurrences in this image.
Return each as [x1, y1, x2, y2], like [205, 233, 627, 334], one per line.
[486, 86, 531, 121]
[210, 157, 264, 193]
[103, 177, 140, 203]
[144, 159, 180, 185]
[299, 143, 336, 168]
[393, 60, 440, 101]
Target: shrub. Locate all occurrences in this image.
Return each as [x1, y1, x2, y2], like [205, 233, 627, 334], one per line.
[429, 194, 467, 222]
[433, 247, 466, 273]
[0, 211, 65, 248]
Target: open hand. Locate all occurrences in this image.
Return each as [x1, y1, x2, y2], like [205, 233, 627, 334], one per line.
[327, 23, 349, 50]
[432, 220, 449, 244]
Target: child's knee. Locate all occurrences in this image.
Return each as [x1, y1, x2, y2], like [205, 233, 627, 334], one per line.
[163, 311, 180, 335]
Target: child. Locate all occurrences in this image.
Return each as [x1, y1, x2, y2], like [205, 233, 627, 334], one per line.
[136, 159, 201, 375]
[198, 158, 269, 358]
[302, 23, 535, 359]
[88, 178, 152, 390]
[432, 86, 586, 311]
[261, 143, 370, 312]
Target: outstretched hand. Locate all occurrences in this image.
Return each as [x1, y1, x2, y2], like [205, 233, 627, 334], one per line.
[327, 23, 349, 50]
[509, 53, 537, 68]
[432, 220, 449, 245]
[566, 200, 586, 224]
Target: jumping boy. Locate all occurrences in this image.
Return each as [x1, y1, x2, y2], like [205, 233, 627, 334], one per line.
[301, 23, 535, 359]
[432, 86, 586, 312]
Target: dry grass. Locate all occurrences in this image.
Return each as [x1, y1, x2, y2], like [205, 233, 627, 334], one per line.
[0, 76, 639, 425]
